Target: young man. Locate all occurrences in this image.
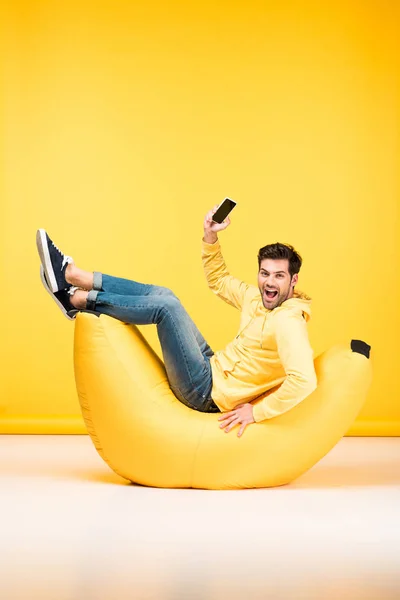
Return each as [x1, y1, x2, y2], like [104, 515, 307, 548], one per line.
[36, 205, 317, 437]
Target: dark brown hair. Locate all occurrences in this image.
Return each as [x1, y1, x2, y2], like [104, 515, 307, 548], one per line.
[258, 243, 302, 279]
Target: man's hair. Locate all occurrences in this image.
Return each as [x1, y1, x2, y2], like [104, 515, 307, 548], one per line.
[257, 243, 302, 279]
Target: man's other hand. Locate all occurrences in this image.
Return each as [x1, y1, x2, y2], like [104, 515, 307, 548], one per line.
[218, 403, 255, 437]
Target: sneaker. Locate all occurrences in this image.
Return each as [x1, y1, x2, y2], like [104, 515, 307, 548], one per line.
[36, 229, 74, 293]
[40, 265, 79, 320]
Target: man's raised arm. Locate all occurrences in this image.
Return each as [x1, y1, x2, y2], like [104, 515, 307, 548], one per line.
[202, 205, 250, 310]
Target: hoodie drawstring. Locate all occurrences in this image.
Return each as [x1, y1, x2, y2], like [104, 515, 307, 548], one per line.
[260, 314, 267, 349]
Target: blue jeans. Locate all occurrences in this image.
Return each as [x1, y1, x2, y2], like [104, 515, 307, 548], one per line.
[85, 272, 220, 413]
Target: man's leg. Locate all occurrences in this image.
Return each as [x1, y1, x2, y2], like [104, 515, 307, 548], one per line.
[66, 264, 213, 361]
[69, 284, 217, 412]
[37, 233, 218, 412]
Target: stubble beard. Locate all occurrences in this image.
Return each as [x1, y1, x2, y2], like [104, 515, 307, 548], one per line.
[261, 282, 293, 310]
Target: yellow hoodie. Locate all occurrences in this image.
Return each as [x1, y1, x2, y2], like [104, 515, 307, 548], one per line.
[202, 239, 318, 423]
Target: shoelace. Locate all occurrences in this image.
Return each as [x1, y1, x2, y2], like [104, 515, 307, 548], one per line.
[51, 241, 74, 269]
[67, 286, 80, 296]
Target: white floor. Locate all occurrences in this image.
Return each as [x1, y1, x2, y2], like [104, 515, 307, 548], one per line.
[0, 436, 399, 600]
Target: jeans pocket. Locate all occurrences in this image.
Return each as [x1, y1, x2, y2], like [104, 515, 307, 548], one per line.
[170, 384, 200, 411]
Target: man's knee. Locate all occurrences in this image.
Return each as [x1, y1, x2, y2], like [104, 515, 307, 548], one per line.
[159, 286, 177, 298]
[161, 288, 182, 305]
[161, 295, 182, 313]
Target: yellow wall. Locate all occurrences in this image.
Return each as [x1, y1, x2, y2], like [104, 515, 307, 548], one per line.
[1, 0, 399, 435]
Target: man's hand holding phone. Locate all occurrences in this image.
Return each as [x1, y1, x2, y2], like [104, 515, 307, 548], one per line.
[203, 198, 236, 244]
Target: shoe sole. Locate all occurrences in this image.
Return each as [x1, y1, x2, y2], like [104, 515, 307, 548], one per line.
[36, 228, 61, 294]
[40, 265, 77, 321]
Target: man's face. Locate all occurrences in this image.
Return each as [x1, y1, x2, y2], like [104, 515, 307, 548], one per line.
[258, 258, 298, 310]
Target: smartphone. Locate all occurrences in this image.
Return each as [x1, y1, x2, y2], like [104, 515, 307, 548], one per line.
[212, 198, 237, 224]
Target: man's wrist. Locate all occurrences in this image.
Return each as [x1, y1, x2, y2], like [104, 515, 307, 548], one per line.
[203, 231, 218, 244]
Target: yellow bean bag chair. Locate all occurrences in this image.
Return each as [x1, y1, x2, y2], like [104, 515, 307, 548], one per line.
[73, 312, 372, 489]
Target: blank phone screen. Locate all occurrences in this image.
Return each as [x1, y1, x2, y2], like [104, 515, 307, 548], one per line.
[212, 198, 236, 223]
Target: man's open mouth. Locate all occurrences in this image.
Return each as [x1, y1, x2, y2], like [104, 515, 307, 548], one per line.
[265, 289, 278, 299]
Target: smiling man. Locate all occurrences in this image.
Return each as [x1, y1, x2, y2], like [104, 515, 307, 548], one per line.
[36, 204, 317, 439]
[202, 206, 318, 437]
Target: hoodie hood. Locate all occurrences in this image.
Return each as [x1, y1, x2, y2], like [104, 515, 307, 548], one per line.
[258, 288, 312, 349]
[278, 288, 312, 322]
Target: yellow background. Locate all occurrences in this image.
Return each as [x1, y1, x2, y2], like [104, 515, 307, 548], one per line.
[1, 0, 399, 435]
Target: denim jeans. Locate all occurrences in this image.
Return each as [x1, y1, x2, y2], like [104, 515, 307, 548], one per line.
[85, 272, 220, 413]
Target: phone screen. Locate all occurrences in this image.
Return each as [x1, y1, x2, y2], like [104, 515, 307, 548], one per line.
[212, 198, 237, 223]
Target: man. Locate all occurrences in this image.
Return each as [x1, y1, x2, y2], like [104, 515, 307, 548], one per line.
[36, 204, 317, 437]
